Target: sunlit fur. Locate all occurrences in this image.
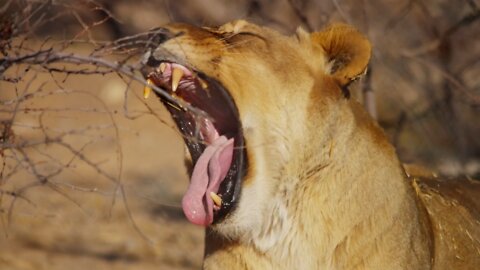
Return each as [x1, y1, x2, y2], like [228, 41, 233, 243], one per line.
[154, 20, 480, 269]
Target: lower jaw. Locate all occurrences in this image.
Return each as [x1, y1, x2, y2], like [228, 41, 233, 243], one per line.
[166, 112, 246, 225]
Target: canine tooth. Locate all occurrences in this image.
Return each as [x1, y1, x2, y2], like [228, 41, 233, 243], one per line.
[172, 67, 184, 92]
[198, 77, 208, 89]
[143, 79, 153, 99]
[210, 192, 222, 207]
[159, 62, 166, 73]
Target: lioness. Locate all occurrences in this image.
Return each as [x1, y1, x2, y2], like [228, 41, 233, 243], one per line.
[141, 20, 480, 269]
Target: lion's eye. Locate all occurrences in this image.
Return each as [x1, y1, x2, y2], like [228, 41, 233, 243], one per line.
[224, 31, 267, 45]
[233, 31, 261, 38]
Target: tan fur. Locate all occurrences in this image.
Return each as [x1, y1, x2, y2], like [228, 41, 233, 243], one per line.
[154, 20, 480, 269]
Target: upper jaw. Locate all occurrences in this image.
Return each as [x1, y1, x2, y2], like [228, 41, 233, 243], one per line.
[142, 57, 247, 225]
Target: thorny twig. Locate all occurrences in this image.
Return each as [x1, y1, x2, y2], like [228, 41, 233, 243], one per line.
[0, 0, 209, 242]
[2, 50, 211, 119]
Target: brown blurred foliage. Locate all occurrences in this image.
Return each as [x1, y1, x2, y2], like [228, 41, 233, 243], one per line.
[0, 0, 479, 269]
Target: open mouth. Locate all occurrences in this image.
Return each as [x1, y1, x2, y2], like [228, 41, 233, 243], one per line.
[143, 61, 246, 226]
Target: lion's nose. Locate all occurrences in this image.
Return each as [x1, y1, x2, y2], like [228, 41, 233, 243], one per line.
[140, 27, 175, 77]
[145, 27, 175, 49]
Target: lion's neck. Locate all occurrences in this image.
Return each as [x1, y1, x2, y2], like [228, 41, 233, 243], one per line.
[249, 101, 432, 269]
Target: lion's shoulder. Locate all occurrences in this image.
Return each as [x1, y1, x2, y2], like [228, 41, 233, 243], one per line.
[409, 170, 480, 268]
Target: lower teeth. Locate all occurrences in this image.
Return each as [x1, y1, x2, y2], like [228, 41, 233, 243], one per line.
[210, 191, 222, 207]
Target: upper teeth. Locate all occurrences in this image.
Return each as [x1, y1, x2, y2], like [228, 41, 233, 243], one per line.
[159, 62, 166, 73]
[146, 63, 205, 96]
[171, 67, 184, 92]
[198, 77, 208, 90]
[143, 79, 153, 99]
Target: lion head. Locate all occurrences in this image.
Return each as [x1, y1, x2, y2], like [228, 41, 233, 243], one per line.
[142, 20, 371, 240]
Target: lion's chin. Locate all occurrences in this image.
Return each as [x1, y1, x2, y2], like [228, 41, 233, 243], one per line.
[143, 61, 247, 226]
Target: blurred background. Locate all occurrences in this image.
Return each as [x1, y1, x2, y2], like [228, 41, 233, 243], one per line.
[0, 0, 479, 269]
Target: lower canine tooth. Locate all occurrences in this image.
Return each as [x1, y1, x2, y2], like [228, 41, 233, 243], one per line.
[143, 79, 153, 99]
[171, 67, 183, 92]
[210, 192, 222, 207]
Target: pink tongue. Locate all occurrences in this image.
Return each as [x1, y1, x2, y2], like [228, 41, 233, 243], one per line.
[181, 135, 234, 226]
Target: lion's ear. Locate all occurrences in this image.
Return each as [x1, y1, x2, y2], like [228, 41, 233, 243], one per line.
[311, 24, 371, 86]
